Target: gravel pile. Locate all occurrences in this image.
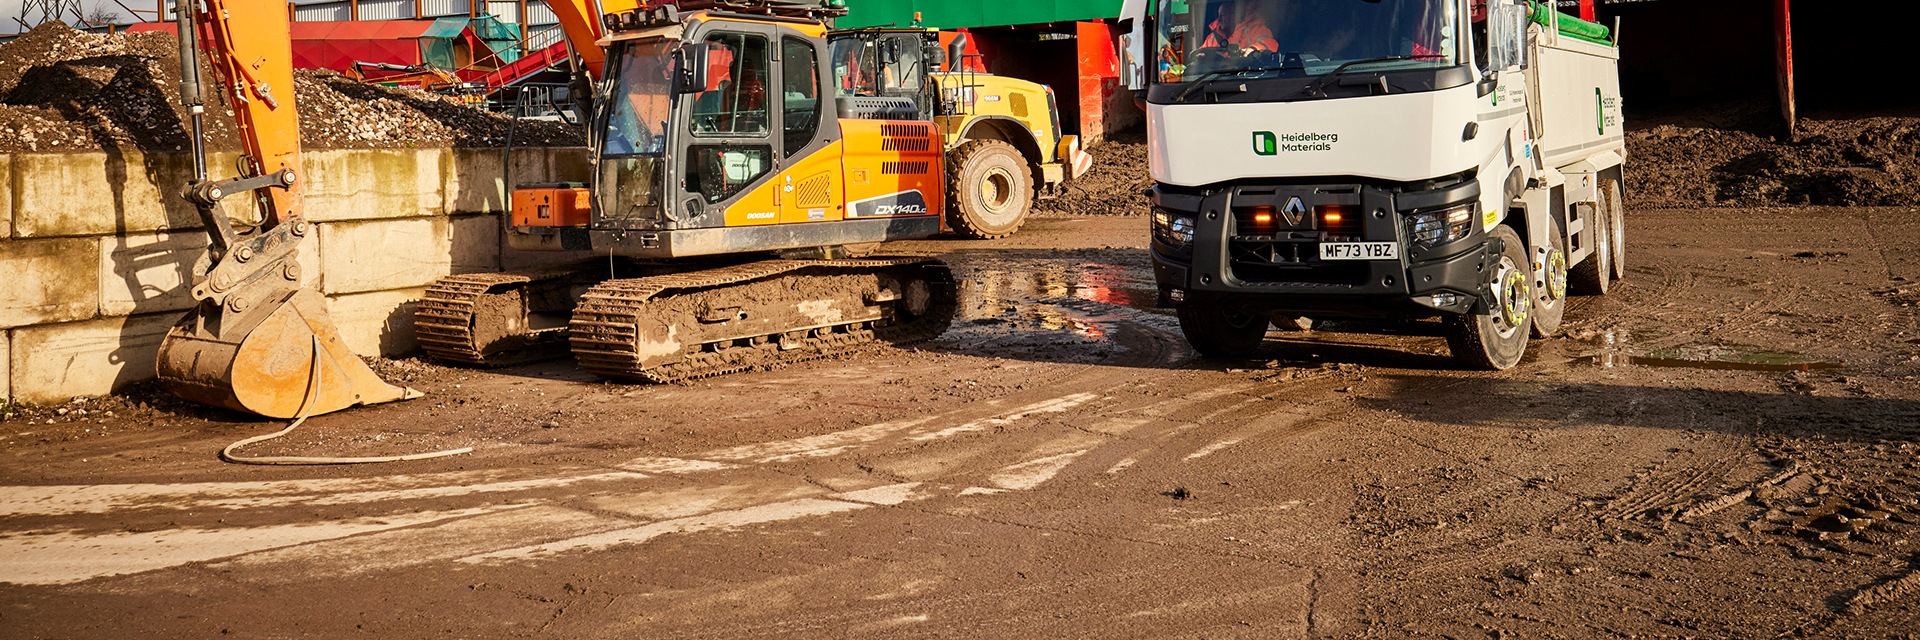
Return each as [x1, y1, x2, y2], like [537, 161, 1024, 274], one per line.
[0, 22, 581, 154]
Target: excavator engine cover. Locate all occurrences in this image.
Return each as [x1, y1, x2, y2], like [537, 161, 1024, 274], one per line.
[158, 288, 421, 419]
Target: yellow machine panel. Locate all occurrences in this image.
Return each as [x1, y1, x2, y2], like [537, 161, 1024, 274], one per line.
[720, 140, 850, 227]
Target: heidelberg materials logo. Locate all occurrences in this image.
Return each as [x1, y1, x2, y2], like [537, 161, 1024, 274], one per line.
[1253, 131, 1339, 155]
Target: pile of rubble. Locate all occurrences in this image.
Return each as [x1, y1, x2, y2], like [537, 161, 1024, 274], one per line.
[0, 22, 581, 154]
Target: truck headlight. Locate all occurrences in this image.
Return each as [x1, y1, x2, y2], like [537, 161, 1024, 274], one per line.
[1408, 204, 1475, 246]
[1152, 208, 1195, 247]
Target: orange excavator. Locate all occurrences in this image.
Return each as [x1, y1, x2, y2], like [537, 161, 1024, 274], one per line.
[156, 0, 969, 417]
[412, 0, 963, 382]
[155, 0, 420, 418]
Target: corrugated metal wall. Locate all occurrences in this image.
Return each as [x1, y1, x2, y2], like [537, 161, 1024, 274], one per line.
[357, 0, 416, 21]
[419, 0, 473, 18]
[294, 2, 351, 22]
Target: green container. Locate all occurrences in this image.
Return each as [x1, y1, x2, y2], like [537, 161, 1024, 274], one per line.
[1528, 2, 1613, 46]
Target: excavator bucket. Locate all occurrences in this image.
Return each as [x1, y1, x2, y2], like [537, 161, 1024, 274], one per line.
[158, 288, 421, 420]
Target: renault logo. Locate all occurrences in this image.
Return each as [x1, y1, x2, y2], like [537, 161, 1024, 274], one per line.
[1281, 197, 1307, 226]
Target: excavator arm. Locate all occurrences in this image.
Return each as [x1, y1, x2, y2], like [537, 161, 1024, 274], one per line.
[156, 0, 420, 419]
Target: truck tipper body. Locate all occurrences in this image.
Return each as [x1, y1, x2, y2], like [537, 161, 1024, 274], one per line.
[1120, 0, 1628, 368]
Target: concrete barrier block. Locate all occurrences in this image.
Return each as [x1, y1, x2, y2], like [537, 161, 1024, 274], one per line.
[317, 217, 452, 295]
[549, 147, 594, 182]
[2, 330, 11, 404]
[2, 154, 13, 239]
[1, 238, 100, 329]
[8, 312, 175, 404]
[445, 148, 507, 215]
[451, 214, 501, 273]
[9, 152, 247, 238]
[325, 287, 427, 357]
[99, 231, 209, 317]
[302, 149, 447, 222]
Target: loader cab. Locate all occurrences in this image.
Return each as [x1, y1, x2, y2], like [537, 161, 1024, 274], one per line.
[595, 18, 840, 234]
[827, 29, 942, 120]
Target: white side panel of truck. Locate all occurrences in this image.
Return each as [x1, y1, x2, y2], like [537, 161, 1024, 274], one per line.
[1533, 37, 1626, 169]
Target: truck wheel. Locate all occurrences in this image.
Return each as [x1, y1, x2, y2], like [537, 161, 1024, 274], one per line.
[1447, 226, 1532, 370]
[946, 139, 1034, 239]
[1603, 177, 1627, 282]
[1568, 197, 1611, 295]
[1177, 306, 1269, 357]
[1530, 220, 1569, 338]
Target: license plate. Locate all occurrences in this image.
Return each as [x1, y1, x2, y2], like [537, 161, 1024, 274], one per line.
[1319, 242, 1400, 261]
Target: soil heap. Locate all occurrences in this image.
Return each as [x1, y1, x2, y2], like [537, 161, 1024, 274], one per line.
[1626, 101, 1920, 208]
[1034, 128, 1150, 217]
[0, 22, 582, 153]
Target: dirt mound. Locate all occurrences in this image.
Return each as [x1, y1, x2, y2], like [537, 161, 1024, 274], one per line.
[1035, 128, 1151, 217]
[1626, 101, 1920, 208]
[0, 22, 581, 153]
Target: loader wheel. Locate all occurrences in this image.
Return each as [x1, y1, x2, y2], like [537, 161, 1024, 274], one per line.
[1447, 226, 1532, 370]
[1530, 219, 1569, 338]
[946, 139, 1034, 239]
[1178, 305, 1269, 358]
[1602, 177, 1627, 282]
[1568, 195, 1612, 296]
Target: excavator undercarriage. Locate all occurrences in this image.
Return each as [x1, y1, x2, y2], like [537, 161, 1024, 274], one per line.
[418, 258, 956, 382]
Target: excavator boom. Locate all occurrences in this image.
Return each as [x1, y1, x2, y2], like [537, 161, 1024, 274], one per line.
[156, 0, 420, 419]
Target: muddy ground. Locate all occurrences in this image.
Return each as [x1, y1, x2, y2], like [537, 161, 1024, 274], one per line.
[3, 199, 1919, 637]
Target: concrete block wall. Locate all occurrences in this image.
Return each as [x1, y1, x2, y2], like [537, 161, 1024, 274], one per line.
[2, 146, 593, 406]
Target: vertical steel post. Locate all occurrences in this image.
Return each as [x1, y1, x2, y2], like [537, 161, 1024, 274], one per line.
[1775, 0, 1795, 131]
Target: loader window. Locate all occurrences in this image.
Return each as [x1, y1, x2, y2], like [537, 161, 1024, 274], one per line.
[782, 37, 821, 157]
[688, 33, 770, 136]
[830, 36, 877, 97]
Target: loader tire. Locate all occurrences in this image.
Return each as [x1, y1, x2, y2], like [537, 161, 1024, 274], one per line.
[1448, 226, 1532, 370]
[946, 139, 1033, 239]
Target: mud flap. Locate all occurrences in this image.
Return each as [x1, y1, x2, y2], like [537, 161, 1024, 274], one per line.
[158, 289, 421, 419]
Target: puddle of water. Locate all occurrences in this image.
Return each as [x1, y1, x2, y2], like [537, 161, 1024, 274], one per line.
[1589, 334, 1841, 372]
[943, 262, 1173, 350]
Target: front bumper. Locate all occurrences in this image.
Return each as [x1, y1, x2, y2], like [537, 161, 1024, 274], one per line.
[1150, 178, 1492, 319]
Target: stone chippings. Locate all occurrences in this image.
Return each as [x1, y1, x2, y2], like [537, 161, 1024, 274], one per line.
[0, 21, 583, 154]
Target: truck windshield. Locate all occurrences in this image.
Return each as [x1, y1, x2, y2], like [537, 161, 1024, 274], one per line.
[1152, 0, 1458, 83]
[599, 39, 677, 221]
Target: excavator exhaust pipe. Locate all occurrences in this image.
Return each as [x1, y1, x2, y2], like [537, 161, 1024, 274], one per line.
[159, 288, 421, 420]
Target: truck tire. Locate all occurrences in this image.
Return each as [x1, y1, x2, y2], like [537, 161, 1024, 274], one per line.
[1177, 306, 1269, 358]
[946, 139, 1033, 239]
[1602, 177, 1627, 282]
[1448, 226, 1532, 370]
[1530, 219, 1569, 338]
[1568, 196, 1611, 295]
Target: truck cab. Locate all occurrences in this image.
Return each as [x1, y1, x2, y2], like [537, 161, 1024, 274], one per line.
[1122, 0, 1627, 369]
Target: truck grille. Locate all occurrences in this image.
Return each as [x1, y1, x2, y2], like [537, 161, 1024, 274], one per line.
[1227, 237, 1369, 285]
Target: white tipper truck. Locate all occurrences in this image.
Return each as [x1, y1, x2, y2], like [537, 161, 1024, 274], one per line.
[1118, 0, 1627, 369]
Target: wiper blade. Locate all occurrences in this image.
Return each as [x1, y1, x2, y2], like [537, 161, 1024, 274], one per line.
[1172, 65, 1290, 104]
[1299, 55, 1443, 98]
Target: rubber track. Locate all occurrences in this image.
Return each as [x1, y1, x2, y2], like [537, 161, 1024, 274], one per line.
[569, 258, 957, 383]
[416, 272, 535, 365]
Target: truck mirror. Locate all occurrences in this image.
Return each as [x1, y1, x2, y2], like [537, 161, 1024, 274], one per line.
[881, 39, 899, 65]
[678, 45, 709, 95]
